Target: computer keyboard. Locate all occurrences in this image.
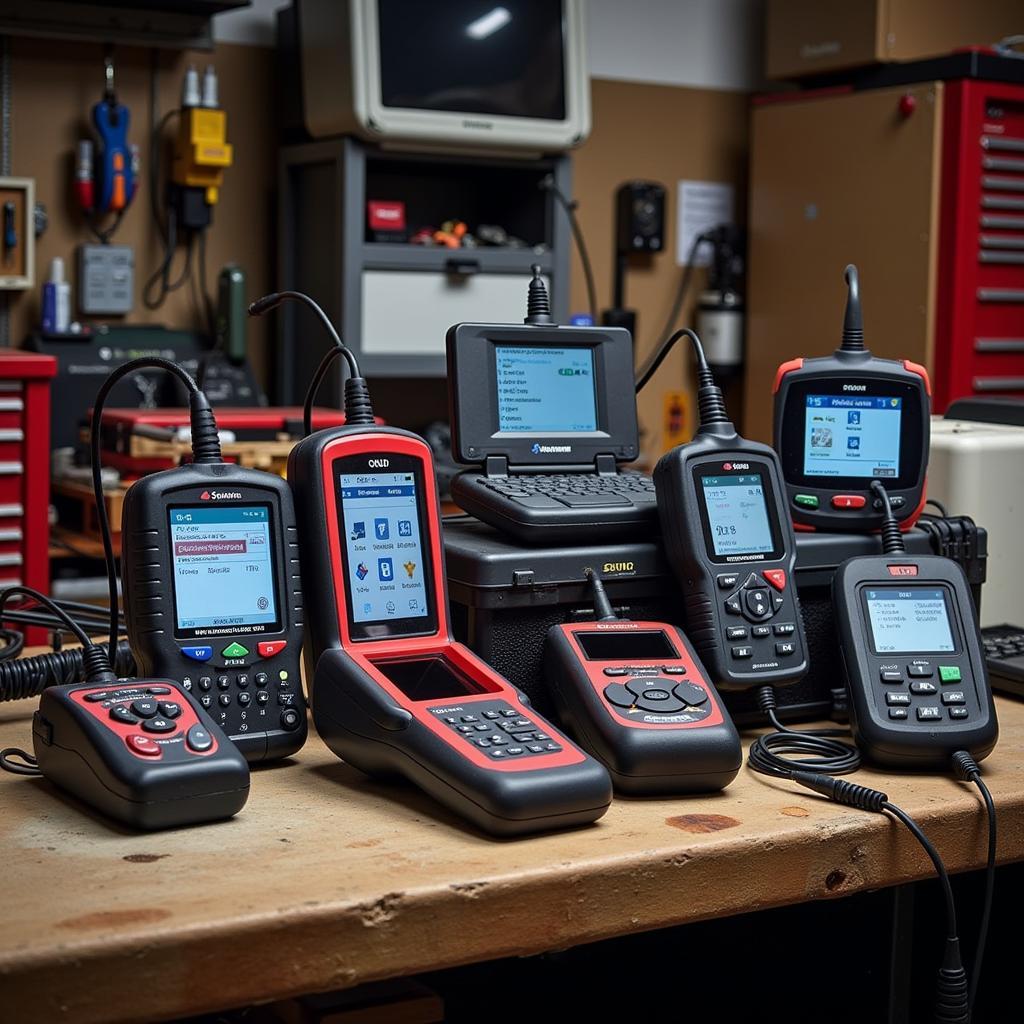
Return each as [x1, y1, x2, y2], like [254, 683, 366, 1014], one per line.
[480, 471, 656, 508]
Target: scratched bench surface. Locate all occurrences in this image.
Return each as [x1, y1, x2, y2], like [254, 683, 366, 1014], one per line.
[1, 690, 1022, 1024]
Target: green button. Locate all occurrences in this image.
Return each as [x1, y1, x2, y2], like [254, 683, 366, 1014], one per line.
[221, 642, 250, 659]
[794, 494, 819, 509]
[939, 665, 961, 683]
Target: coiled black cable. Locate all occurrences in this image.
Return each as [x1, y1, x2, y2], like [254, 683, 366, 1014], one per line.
[747, 685, 862, 778]
[0, 640, 135, 702]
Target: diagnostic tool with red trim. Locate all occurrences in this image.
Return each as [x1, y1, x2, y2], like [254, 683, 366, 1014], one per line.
[544, 570, 741, 793]
[32, 680, 250, 829]
[653, 331, 808, 690]
[288, 426, 612, 836]
[833, 483, 997, 769]
[773, 265, 931, 532]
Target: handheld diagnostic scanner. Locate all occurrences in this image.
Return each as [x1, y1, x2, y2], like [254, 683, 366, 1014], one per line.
[773, 265, 931, 532]
[288, 426, 612, 837]
[544, 569, 741, 794]
[833, 483, 997, 769]
[653, 331, 808, 690]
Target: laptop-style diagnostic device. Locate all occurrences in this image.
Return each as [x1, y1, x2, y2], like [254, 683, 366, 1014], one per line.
[446, 269, 657, 543]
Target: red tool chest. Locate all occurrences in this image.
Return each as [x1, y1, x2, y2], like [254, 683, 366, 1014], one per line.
[935, 79, 1024, 411]
[0, 351, 57, 640]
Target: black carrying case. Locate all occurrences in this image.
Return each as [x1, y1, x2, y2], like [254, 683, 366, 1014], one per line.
[443, 516, 987, 726]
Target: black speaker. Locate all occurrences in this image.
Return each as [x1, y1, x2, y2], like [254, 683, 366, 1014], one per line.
[615, 181, 666, 253]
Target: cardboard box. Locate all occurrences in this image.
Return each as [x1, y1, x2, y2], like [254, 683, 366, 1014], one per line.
[766, 0, 1021, 81]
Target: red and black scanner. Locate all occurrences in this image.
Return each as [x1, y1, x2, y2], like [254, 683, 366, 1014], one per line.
[287, 426, 612, 836]
[773, 265, 930, 533]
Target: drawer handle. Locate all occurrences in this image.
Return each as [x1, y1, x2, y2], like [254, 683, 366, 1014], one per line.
[444, 257, 480, 277]
[975, 339, 1024, 353]
[973, 377, 1024, 392]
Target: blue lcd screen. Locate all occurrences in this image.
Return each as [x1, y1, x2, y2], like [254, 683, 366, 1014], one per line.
[169, 505, 280, 636]
[865, 588, 956, 654]
[340, 472, 430, 624]
[803, 395, 902, 478]
[495, 345, 598, 432]
[700, 474, 775, 557]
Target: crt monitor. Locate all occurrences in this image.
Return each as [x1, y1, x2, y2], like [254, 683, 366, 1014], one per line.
[298, 0, 591, 151]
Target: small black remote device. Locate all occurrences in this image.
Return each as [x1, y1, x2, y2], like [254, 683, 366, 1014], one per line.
[447, 267, 657, 544]
[653, 332, 808, 689]
[32, 680, 250, 829]
[833, 484, 998, 768]
[544, 570, 741, 793]
[773, 265, 930, 532]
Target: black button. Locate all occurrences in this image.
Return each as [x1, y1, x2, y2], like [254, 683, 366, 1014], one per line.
[742, 573, 768, 590]
[483, 711, 500, 720]
[772, 593, 784, 612]
[726, 626, 748, 640]
[636, 695, 686, 714]
[461, 715, 479, 722]
[543, 742, 560, 751]
[158, 702, 182, 718]
[141, 716, 176, 733]
[474, 723, 490, 732]
[256, 690, 270, 704]
[717, 573, 740, 590]
[476, 738, 492, 747]
[603, 683, 635, 708]
[642, 688, 671, 701]
[512, 732, 535, 742]
[745, 589, 771, 619]
[603, 667, 628, 676]
[775, 641, 796, 656]
[278, 693, 298, 707]
[442, 715, 457, 723]
[500, 709, 517, 717]
[507, 746, 525, 756]
[725, 595, 743, 615]
[886, 693, 911, 706]
[255, 672, 269, 688]
[200, 694, 213, 709]
[217, 675, 231, 690]
[457, 725, 473, 734]
[181, 678, 194, 692]
[949, 707, 970, 719]
[662, 665, 686, 675]
[110, 706, 139, 725]
[908, 663, 934, 678]
[186, 725, 213, 752]
[752, 625, 772, 638]
[199, 676, 213, 691]
[130, 699, 159, 718]
[85, 691, 111, 702]
[147, 687, 172, 695]
[527, 743, 545, 753]
[513, 718, 530, 727]
[672, 682, 708, 706]
[910, 681, 937, 695]
[732, 646, 753, 659]
[237, 674, 249, 689]
[774, 623, 796, 636]
[941, 691, 966, 705]
[880, 670, 903, 683]
[237, 692, 252, 707]
[534, 732, 550, 741]
[916, 706, 941, 721]
[491, 736, 508, 745]
[280, 708, 302, 731]
[489, 748, 507, 758]
[218, 694, 232, 707]
[889, 708, 909, 720]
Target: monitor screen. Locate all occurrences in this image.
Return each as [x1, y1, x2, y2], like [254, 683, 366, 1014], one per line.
[700, 473, 776, 558]
[865, 587, 956, 654]
[168, 505, 280, 637]
[377, 1, 567, 121]
[495, 345, 597, 432]
[340, 471, 431, 626]
[576, 630, 679, 661]
[803, 394, 902, 478]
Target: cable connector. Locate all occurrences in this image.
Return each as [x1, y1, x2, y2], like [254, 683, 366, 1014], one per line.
[789, 770, 888, 812]
[524, 264, 554, 325]
[950, 749, 981, 782]
[342, 375, 375, 427]
[756, 683, 778, 717]
[934, 938, 969, 1024]
[584, 568, 618, 622]
[841, 264, 865, 352]
[871, 480, 905, 554]
[188, 390, 222, 464]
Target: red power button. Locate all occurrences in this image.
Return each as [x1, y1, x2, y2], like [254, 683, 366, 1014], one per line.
[126, 734, 161, 758]
[831, 495, 866, 509]
[257, 640, 288, 658]
[763, 569, 787, 591]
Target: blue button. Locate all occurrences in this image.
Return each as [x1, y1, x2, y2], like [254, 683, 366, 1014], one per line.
[182, 645, 213, 662]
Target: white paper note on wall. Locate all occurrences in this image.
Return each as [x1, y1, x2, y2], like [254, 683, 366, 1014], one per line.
[676, 180, 734, 266]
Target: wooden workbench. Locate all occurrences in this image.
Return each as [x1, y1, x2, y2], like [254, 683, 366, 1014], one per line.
[1, 692, 1022, 1024]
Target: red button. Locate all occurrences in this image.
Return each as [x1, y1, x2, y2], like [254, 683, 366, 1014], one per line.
[763, 569, 787, 591]
[831, 495, 866, 509]
[126, 734, 161, 757]
[257, 640, 288, 658]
